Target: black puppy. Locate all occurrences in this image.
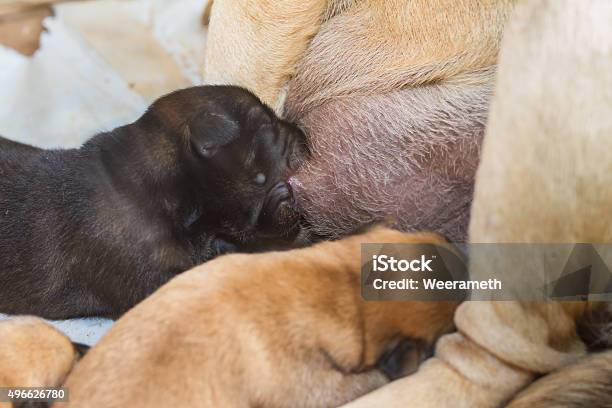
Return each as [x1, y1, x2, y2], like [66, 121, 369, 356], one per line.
[0, 86, 307, 319]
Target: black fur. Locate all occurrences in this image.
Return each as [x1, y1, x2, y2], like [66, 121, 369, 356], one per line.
[0, 86, 307, 319]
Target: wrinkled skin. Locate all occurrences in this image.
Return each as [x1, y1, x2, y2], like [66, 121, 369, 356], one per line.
[278, 1, 501, 243]
[203, 0, 508, 243]
[286, 81, 489, 243]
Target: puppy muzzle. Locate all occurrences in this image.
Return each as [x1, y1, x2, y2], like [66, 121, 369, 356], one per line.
[261, 182, 300, 233]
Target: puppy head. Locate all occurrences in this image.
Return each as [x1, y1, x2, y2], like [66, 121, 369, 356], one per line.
[151, 86, 309, 245]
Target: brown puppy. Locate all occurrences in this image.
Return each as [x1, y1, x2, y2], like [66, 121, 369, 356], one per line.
[0, 317, 80, 408]
[204, 1, 517, 242]
[62, 228, 457, 407]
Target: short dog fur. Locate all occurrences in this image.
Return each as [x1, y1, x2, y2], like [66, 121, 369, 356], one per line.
[0, 317, 81, 408]
[204, 0, 517, 242]
[2, 1, 610, 407]
[61, 228, 458, 407]
[344, 1, 612, 406]
[507, 349, 612, 408]
[0, 85, 307, 319]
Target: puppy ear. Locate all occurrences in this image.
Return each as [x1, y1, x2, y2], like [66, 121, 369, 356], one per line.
[186, 113, 240, 158]
[278, 120, 310, 170]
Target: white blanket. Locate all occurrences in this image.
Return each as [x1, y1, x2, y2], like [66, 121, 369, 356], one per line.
[0, 0, 209, 345]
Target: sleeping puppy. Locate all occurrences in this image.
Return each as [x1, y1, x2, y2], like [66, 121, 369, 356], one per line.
[62, 228, 458, 408]
[0, 317, 81, 408]
[0, 85, 307, 319]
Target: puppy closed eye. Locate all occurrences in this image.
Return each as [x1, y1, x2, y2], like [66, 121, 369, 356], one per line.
[254, 173, 266, 185]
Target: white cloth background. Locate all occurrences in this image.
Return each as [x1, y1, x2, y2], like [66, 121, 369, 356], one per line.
[0, 0, 209, 345]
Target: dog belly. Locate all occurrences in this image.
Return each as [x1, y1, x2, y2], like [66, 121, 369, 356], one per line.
[286, 80, 491, 242]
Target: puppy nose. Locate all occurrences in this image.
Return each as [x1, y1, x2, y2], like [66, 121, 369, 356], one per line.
[260, 181, 301, 233]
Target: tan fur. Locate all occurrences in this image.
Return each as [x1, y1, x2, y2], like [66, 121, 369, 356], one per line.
[344, 1, 612, 406]
[204, 1, 517, 241]
[0, 317, 78, 408]
[507, 350, 612, 408]
[204, 0, 515, 115]
[204, 0, 328, 112]
[3, 1, 610, 406]
[62, 228, 457, 407]
[285, 0, 515, 117]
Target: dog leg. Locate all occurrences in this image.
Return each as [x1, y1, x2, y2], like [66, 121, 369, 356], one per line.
[204, 0, 328, 112]
[61, 229, 456, 407]
[284, 0, 516, 118]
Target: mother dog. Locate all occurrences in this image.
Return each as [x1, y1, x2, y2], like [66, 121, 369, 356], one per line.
[205, 0, 517, 242]
[204, 0, 612, 406]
